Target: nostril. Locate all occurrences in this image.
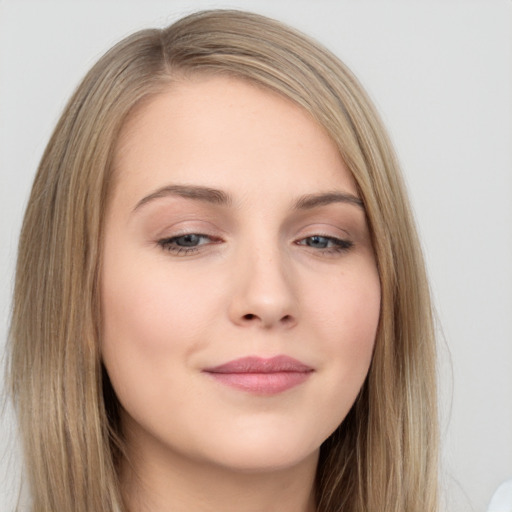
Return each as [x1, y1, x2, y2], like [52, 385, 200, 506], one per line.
[239, 313, 295, 325]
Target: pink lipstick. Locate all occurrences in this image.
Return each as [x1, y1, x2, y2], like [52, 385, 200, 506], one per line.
[203, 356, 313, 395]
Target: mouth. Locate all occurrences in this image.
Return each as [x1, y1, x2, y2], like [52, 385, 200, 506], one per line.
[202, 355, 314, 395]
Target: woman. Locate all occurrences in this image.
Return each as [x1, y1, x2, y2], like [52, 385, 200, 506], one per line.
[7, 9, 438, 512]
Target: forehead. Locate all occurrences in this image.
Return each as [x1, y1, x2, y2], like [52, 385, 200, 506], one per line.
[111, 75, 357, 208]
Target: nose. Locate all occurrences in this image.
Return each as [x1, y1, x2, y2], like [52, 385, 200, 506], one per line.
[227, 245, 298, 329]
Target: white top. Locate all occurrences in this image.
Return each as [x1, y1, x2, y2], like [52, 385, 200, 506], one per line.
[487, 480, 512, 512]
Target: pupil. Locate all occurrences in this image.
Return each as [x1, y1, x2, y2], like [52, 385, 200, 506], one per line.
[178, 234, 200, 247]
[309, 236, 328, 248]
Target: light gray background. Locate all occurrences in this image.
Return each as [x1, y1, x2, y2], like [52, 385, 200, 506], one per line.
[1, 1, 511, 511]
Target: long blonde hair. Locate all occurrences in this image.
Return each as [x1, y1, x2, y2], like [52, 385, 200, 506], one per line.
[7, 9, 438, 512]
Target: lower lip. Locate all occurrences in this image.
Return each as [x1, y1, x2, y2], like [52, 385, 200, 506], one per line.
[205, 371, 311, 395]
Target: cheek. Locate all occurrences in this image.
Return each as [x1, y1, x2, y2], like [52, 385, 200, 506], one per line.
[99, 248, 223, 407]
[307, 264, 380, 348]
[304, 263, 380, 397]
[102, 255, 218, 351]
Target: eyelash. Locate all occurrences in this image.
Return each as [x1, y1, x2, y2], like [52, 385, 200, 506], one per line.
[157, 234, 217, 256]
[295, 235, 353, 254]
[157, 233, 353, 256]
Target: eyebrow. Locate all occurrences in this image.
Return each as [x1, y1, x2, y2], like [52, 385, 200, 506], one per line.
[132, 184, 363, 212]
[293, 191, 364, 210]
[133, 184, 232, 211]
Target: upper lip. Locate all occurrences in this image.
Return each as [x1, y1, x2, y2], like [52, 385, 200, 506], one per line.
[203, 355, 313, 374]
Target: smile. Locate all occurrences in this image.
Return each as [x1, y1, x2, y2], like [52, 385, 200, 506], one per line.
[202, 355, 314, 395]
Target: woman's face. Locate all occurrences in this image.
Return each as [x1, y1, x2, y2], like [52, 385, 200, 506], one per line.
[101, 76, 380, 474]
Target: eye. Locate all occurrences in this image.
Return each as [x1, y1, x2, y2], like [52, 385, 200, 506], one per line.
[157, 233, 218, 255]
[296, 235, 353, 253]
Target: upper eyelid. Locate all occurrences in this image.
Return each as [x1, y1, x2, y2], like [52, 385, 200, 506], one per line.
[293, 223, 352, 239]
[140, 200, 360, 230]
[151, 217, 356, 245]
[154, 222, 227, 239]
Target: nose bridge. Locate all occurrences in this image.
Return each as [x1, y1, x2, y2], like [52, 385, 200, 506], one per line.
[229, 231, 298, 328]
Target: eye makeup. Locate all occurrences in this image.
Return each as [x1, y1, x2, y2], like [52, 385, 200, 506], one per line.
[133, 192, 370, 261]
[157, 233, 222, 256]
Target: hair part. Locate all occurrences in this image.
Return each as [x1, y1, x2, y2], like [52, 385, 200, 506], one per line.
[7, 10, 438, 512]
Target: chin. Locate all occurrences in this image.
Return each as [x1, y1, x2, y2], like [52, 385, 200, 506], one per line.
[194, 426, 324, 474]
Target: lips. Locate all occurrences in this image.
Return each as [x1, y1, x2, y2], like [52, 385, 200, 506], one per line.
[203, 355, 313, 395]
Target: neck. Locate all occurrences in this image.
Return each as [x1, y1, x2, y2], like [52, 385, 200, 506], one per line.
[121, 440, 318, 512]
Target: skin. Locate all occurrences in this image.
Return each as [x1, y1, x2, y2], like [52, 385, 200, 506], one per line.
[101, 75, 381, 512]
